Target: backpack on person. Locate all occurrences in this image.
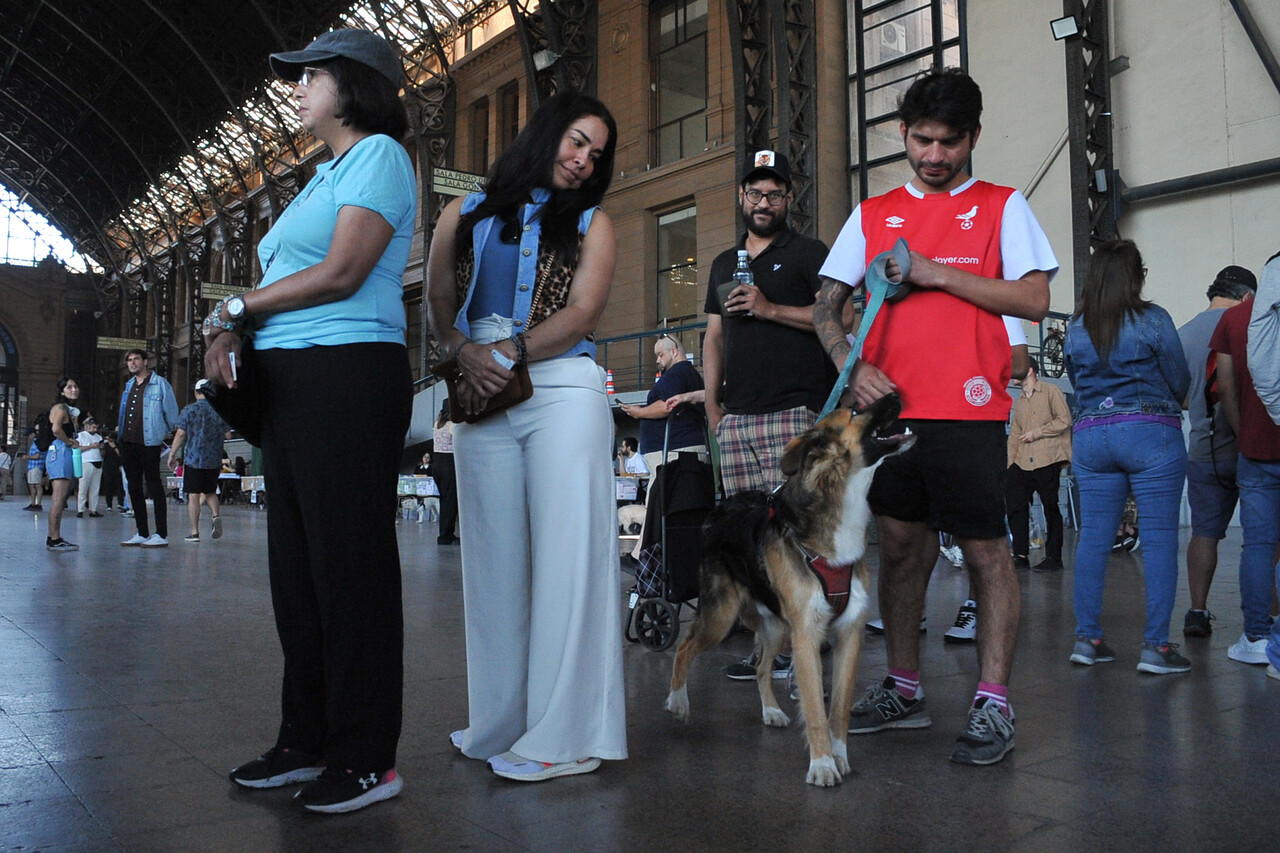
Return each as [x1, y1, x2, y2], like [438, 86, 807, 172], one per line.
[34, 412, 55, 453]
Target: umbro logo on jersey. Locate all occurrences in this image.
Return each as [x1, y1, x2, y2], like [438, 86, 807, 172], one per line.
[956, 205, 979, 230]
[885, 216, 905, 228]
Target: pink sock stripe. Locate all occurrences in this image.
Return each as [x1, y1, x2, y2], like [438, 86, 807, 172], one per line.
[888, 668, 921, 699]
[976, 682, 1009, 710]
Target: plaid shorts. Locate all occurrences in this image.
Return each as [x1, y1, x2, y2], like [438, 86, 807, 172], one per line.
[716, 406, 816, 497]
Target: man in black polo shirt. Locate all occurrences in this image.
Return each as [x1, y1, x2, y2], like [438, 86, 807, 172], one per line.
[703, 149, 835, 680]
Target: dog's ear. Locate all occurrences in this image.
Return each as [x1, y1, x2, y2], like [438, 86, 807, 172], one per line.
[781, 429, 825, 477]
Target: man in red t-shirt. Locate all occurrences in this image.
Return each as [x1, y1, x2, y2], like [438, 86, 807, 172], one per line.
[1209, 298, 1280, 670]
[814, 68, 1058, 765]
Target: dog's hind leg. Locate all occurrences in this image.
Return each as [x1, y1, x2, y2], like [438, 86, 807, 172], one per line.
[753, 610, 792, 728]
[827, 567, 872, 779]
[665, 576, 745, 723]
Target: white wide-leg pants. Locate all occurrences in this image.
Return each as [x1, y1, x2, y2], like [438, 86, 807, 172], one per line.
[453, 356, 628, 763]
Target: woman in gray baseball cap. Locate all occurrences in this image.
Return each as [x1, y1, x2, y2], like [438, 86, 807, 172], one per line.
[207, 28, 415, 815]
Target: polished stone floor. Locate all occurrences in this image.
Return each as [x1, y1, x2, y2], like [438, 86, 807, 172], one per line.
[1, 495, 1277, 852]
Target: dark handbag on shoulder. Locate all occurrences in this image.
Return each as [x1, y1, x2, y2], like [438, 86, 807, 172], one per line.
[431, 358, 533, 424]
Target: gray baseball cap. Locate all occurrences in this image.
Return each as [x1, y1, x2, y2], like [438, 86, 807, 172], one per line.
[270, 29, 403, 85]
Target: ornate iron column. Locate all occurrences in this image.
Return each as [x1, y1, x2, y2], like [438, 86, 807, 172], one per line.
[1061, 0, 1115, 303]
[508, 0, 599, 107]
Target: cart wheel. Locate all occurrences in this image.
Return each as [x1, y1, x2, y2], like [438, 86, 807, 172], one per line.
[635, 599, 679, 651]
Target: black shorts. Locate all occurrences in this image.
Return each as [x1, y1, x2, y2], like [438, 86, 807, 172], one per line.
[868, 420, 1008, 540]
[183, 466, 220, 495]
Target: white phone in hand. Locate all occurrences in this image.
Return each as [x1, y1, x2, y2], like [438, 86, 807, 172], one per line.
[491, 349, 515, 371]
[228, 350, 238, 382]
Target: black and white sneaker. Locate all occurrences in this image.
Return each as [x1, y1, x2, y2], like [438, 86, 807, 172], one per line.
[295, 767, 403, 814]
[229, 747, 324, 789]
[944, 600, 977, 644]
[46, 538, 79, 552]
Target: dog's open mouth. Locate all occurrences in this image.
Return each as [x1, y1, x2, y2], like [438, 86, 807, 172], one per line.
[871, 421, 915, 450]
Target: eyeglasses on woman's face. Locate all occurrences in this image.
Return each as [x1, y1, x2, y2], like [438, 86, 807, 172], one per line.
[297, 67, 328, 87]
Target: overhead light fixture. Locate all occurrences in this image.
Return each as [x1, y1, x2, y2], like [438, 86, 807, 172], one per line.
[1050, 15, 1080, 40]
[532, 49, 560, 71]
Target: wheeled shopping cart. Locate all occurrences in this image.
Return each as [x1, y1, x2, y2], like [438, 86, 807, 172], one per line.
[624, 404, 715, 651]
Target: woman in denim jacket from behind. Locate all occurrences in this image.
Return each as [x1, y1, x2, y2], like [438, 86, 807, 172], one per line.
[1064, 239, 1192, 674]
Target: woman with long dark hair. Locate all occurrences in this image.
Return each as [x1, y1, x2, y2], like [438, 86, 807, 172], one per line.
[1065, 239, 1191, 673]
[427, 90, 626, 781]
[431, 399, 458, 544]
[44, 377, 89, 551]
[202, 29, 415, 813]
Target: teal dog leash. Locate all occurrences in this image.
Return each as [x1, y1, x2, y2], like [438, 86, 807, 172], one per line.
[816, 237, 911, 420]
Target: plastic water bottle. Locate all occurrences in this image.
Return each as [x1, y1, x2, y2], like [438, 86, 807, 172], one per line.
[72, 448, 83, 479]
[733, 250, 755, 316]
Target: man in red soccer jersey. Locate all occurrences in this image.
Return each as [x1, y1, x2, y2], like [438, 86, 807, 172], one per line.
[813, 68, 1058, 765]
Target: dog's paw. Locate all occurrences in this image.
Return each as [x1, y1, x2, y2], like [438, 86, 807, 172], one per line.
[832, 739, 850, 776]
[761, 706, 791, 727]
[806, 755, 843, 787]
[664, 688, 690, 723]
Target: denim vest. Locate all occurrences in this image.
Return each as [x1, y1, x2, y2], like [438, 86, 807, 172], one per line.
[452, 188, 597, 360]
[117, 373, 180, 446]
[1064, 305, 1190, 423]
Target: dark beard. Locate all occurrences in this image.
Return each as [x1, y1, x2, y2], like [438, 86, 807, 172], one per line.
[741, 207, 786, 238]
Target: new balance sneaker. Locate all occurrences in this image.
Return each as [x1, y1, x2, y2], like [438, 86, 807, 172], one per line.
[722, 651, 792, 681]
[848, 676, 932, 734]
[1227, 633, 1269, 665]
[950, 698, 1016, 766]
[121, 533, 148, 546]
[141, 534, 168, 548]
[211, 515, 223, 540]
[944, 601, 977, 644]
[1137, 642, 1191, 674]
[46, 538, 79, 552]
[229, 747, 324, 789]
[295, 767, 403, 813]
[866, 615, 927, 635]
[1183, 609, 1215, 637]
[488, 751, 601, 782]
[1069, 636, 1116, 666]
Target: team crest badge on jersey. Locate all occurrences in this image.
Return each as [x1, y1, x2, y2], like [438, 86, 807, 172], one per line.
[885, 215, 905, 228]
[955, 206, 979, 230]
[963, 376, 992, 406]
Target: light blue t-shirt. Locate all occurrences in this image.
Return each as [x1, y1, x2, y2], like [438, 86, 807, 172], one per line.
[253, 134, 417, 350]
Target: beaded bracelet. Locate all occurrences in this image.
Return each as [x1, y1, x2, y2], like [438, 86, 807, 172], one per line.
[513, 332, 529, 365]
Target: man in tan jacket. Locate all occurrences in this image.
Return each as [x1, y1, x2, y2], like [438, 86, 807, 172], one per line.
[1007, 361, 1073, 571]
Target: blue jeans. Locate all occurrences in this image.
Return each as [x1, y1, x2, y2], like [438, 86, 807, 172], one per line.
[1236, 457, 1280, 654]
[1072, 422, 1187, 645]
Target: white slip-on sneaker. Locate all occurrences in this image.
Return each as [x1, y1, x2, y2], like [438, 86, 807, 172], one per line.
[121, 533, 148, 546]
[141, 534, 169, 548]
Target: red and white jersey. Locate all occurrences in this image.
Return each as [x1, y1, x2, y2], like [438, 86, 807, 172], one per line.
[821, 178, 1057, 421]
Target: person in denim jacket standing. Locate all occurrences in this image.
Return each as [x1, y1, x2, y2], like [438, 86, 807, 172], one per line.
[117, 348, 179, 547]
[1065, 240, 1191, 674]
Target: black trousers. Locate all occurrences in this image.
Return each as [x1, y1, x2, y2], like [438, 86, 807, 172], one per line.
[120, 442, 166, 537]
[1006, 462, 1064, 560]
[433, 452, 458, 539]
[259, 343, 411, 772]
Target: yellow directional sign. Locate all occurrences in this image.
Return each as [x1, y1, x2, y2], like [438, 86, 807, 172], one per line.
[97, 337, 148, 351]
[202, 283, 251, 300]
[432, 168, 485, 197]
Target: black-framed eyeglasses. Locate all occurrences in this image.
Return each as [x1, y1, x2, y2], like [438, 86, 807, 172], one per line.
[744, 189, 788, 206]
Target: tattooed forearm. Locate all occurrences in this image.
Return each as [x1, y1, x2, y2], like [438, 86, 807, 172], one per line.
[814, 277, 853, 366]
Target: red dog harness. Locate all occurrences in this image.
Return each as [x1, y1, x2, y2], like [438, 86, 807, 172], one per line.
[768, 508, 855, 615]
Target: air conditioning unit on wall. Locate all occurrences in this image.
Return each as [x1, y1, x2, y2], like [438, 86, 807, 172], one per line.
[881, 22, 907, 54]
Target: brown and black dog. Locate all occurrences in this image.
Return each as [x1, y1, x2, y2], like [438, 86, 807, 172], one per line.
[664, 393, 915, 786]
